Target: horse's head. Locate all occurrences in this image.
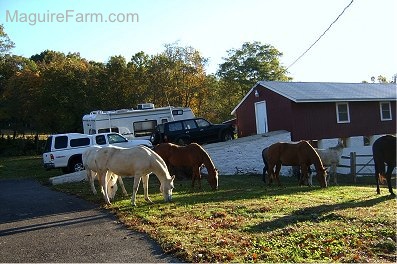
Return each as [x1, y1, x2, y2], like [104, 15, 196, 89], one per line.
[207, 168, 219, 191]
[160, 175, 175, 202]
[316, 167, 328, 188]
[107, 174, 118, 200]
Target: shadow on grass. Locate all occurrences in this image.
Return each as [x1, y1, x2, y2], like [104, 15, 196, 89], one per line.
[246, 194, 395, 233]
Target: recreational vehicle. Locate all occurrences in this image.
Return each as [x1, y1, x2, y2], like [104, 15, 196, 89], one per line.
[82, 103, 195, 139]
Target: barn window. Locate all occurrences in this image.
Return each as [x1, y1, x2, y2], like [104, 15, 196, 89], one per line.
[336, 102, 350, 123]
[380, 102, 392, 121]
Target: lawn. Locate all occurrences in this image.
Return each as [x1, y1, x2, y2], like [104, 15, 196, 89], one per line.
[1, 156, 396, 263]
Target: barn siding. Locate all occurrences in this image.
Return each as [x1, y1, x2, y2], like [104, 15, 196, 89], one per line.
[290, 101, 396, 141]
[235, 85, 293, 137]
[234, 84, 396, 141]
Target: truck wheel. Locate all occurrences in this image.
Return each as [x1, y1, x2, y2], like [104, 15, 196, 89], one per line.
[222, 131, 233, 141]
[69, 158, 84, 173]
[176, 138, 189, 146]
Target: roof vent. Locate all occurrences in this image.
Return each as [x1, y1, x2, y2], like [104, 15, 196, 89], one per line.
[137, 103, 155, 110]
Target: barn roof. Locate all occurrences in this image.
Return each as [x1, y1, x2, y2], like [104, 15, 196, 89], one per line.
[231, 81, 397, 115]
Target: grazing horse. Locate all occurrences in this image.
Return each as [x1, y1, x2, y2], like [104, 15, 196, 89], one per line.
[95, 146, 175, 205]
[82, 146, 128, 200]
[372, 135, 396, 196]
[263, 141, 328, 187]
[315, 140, 344, 185]
[154, 143, 218, 190]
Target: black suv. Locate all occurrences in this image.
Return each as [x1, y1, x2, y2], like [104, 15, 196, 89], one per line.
[150, 118, 235, 145]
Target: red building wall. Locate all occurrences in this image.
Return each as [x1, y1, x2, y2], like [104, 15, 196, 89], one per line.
[235, 84, 397, 141]
[290, 101, 397, 140]
[235, 84, 293, 137]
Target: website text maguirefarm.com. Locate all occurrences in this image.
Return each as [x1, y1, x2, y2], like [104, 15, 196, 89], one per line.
[6, 10, 139, 26]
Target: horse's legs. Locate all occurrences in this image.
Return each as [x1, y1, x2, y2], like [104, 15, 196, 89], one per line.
[142, 173, 153, 203]
[385, 163, 396, 196]
[131, 176, 142, 206]
[262, 164, 268, 184]
[374, 162, 383, 195]
[300, 165, 309, 186]
[331, 163, 338, 185]
[99, 171, 111, 204]
[87, 170, 97, 195]
[308, 167, 313, 186]
[274, 162, 282, 186]
[191, 166, 201, 190]
[266, 162, 275, 186]
[117, 176, 128, 197]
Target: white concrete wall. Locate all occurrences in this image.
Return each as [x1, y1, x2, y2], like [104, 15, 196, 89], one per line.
[204, 132, 395, 177]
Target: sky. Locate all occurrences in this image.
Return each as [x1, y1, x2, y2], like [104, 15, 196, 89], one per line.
[1, 0, 396, 83]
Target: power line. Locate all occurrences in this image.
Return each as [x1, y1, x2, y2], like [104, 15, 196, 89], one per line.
[286, 0, 354, 71]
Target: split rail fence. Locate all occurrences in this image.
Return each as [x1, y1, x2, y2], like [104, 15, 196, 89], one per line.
[338, 152, 374, 183]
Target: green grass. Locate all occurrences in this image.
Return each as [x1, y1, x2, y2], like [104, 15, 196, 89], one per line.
[1, 156, 396, 262]
[0, 156, 61, 182]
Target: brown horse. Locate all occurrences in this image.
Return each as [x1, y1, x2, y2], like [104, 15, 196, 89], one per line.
[154, 143, 218, 190]
[263, 141, 328, 187]
[372, 135, 396, 196]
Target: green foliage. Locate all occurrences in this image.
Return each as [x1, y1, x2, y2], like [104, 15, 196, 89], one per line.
[216, 41, 292, 119]
[0, 24, 15, 56]
[1, 25, 294, 134]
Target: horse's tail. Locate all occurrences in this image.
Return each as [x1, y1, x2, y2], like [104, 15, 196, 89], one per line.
[262, 148, 268, 183]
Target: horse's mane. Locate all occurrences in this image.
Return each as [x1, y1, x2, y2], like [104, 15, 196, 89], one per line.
[188, 143, 217, 172]
[142, 146, 173, 180]
[300, 141, 325, 172]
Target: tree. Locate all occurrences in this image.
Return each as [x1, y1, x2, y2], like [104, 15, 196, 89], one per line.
[215, 41, 291, 121]
[217, 41, 291, 97]
[0, 24, 15, 56]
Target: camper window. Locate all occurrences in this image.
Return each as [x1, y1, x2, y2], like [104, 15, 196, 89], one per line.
[98, 127, 119, 134]
[133, 120, 157, 137]
[172, 110, 183, 116]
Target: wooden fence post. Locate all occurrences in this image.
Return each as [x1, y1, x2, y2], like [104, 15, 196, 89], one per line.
[350, 152, 356, 183]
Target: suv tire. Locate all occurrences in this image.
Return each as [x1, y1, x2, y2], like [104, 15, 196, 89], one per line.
[176, 137, 189, 146]
[68, 156, 84, 173]
[221, 131, 233, 141]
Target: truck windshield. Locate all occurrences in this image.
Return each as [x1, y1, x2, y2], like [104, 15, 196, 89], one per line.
[107, 134, 128, 144]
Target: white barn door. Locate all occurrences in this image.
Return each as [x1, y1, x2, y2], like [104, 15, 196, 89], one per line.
[255, 101, 268, 134]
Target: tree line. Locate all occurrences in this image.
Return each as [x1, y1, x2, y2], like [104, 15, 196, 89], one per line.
[0, 25, 292, 136]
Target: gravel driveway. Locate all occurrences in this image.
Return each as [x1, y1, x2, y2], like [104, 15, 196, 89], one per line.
[0, 179, 179, 263]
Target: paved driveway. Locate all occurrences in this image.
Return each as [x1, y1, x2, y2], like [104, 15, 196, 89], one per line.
[0, 179, 179, 263]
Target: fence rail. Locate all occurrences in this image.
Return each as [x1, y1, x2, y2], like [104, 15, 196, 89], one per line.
[339, 152, 374, 182]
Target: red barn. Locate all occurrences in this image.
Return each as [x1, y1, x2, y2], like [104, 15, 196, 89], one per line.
[231, 81, 397, 141]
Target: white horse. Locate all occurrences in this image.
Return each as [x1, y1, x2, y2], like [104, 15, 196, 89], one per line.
[95, 145, 175, 205]
[313, 140, 344, 185]
[82, 146, 128, 200]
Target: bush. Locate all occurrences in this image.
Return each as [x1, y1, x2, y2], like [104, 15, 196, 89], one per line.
[0, 136, 46, 156]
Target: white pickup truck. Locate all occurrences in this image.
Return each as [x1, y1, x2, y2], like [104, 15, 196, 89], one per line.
[42, 132, 152, 173]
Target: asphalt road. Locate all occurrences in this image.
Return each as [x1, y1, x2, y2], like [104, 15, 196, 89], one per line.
[0, 179, 179, 263]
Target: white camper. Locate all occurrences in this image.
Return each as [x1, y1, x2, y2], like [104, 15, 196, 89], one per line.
[82, 103, 195, 139]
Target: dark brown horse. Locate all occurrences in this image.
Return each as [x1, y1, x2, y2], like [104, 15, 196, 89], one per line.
[263, 141, 327, 187]
[372, 135, 396, 196]
[154, 143, 218, 190]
